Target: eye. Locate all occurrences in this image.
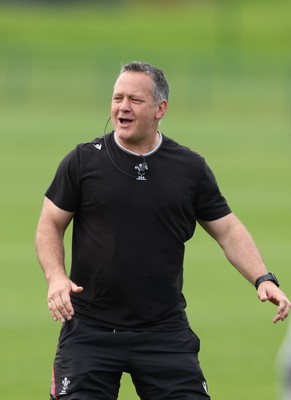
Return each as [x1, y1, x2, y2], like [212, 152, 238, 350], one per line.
[113, 96, 122, 102]
[132, 98, 143, 104]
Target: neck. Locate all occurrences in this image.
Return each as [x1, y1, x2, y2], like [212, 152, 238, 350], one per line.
[114, 131, 161, 156]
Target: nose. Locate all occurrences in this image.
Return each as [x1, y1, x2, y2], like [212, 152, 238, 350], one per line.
[119, 98, 131, 112]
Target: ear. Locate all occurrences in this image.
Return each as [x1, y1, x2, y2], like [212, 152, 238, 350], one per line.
[156, 100, 168, 120]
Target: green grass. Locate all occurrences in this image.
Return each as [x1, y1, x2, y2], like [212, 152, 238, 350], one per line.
[1, 2, 290, 399]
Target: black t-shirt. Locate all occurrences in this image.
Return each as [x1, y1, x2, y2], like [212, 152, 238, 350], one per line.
[45, 132, 231, 330]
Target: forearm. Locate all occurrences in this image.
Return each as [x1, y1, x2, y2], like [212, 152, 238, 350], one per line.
[35, 198, 81, 322]
[35, 220, 67, 282]
[219, 221, 268, 284]
[35, 221, 84, 323]
[200, 213, 268, 284]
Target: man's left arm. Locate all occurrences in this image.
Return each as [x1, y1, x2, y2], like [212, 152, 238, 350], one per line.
[198, 212, 291, 323]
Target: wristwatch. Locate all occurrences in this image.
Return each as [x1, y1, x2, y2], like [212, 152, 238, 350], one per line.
[255, 272, 280, 290]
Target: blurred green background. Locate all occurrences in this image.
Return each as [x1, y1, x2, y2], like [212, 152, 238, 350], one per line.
[1, 1, 290, 399]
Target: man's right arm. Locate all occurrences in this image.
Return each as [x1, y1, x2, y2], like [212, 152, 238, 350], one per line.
[35, 197, 83, 323]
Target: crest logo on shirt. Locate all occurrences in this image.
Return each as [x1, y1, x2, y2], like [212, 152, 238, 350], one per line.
[135, 162, 148, 181]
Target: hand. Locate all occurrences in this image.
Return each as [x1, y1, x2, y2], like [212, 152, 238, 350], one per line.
[47, 274, 83, 323]
[257, 282, 291, 323]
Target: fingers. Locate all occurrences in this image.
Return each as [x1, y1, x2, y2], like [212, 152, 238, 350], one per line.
[272, 299, 291, 324]
[257, 282, 291, 323]
[48, 280, 83, 323]
[48, 293, 74, 323]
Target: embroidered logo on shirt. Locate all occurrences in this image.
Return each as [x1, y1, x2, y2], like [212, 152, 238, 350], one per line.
[135, 162, 148, 181]
[93, 143, 102, 150]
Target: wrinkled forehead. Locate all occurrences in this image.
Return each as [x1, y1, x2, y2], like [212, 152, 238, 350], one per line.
[113, 71, 155, 95]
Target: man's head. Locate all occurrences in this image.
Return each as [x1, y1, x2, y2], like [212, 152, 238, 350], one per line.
[111, 61, 169, 151]
[118, 61, 169, 105]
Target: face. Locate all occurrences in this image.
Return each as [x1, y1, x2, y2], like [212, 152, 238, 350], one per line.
[111, 71, 167, 148]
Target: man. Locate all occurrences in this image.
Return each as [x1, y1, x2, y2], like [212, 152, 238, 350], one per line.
[35, 61, 290, 400]
[277, 321, 291, 400]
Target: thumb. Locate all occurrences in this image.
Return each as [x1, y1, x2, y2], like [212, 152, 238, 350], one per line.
[71, 281, 84, 293]
[257, 286, 268, 302]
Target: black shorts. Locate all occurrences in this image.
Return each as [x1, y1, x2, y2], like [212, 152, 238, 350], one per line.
[50, 318, 210, 400]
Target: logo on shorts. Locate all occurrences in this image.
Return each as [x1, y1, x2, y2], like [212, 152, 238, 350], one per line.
[60, 377, 71, 395]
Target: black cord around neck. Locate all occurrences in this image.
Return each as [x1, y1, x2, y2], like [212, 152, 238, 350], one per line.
[103, 117, 148, 179]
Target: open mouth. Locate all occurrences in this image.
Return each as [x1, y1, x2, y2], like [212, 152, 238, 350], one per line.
[119, 118, 133, 126]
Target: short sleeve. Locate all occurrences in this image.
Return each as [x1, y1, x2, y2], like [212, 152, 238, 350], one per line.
[45, 148, 80, 212]
[194, 159, 231, 221]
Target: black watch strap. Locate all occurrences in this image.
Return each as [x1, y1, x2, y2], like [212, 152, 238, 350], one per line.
[255, 272, 280, 290]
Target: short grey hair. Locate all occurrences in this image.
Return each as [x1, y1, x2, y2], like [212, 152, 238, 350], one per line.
[119, 61, 169, 104]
